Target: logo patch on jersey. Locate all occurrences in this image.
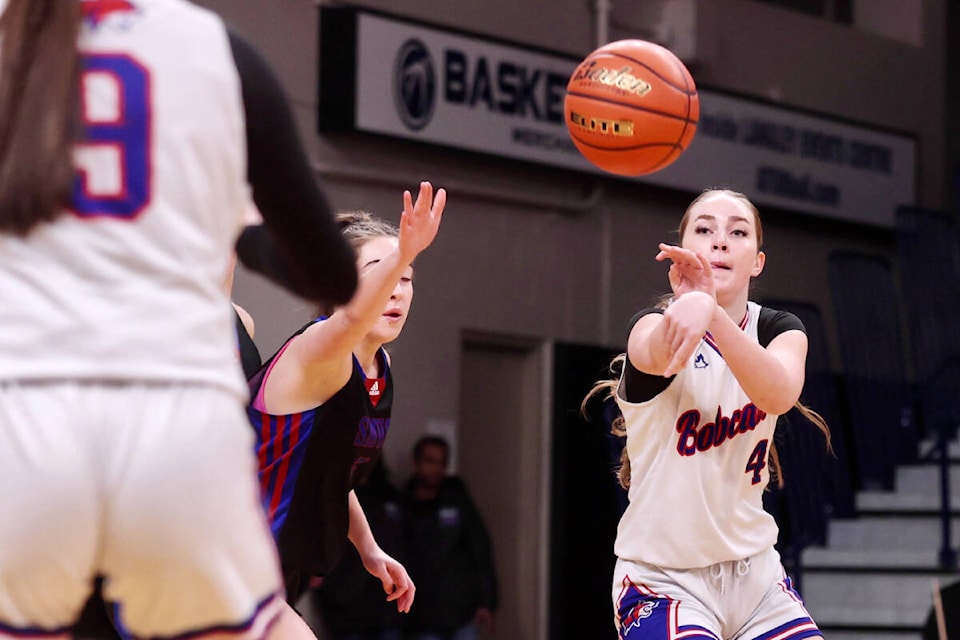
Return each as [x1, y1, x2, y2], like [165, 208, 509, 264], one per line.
[693, 353, 708, 368]
[81, 0, 137, 26]
[354, 416, 389, 449]
[365, 377, 385, 407]
[439, 506, 461, 527]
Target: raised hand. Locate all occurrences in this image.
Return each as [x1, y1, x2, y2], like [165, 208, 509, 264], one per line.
[656, 243, 715, 300]
[398, 181, 446, 264]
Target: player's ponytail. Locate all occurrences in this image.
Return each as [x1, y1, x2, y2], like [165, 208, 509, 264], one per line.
[0, 0, 82, 235]
[581, 354, 632, 490]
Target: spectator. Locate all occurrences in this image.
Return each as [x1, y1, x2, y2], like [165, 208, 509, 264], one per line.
[404, 436, 498, 640]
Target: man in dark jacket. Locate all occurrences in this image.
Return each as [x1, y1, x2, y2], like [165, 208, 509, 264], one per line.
[404, 436, 498, 640]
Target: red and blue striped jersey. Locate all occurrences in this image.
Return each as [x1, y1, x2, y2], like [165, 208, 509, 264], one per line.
[247, 319, 393, 576]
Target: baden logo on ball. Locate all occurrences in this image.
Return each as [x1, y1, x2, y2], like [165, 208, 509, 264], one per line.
[564, 39, 699, 177]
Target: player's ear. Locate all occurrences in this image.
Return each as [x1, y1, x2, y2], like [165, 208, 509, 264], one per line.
[751, 251, 765, 277]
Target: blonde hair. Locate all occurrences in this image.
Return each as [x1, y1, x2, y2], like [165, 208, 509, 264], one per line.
[337, 210, 399, 252]
[316, 211, 400, 316]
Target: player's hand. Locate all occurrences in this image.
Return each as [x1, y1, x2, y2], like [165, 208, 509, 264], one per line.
[656, 243, 715, 300]
[660, 290, 715, 377]
[398, 181, 446, 264]
[360, 548, 416, 613]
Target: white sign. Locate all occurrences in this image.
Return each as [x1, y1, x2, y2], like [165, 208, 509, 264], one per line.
[321, 8, 916, 227]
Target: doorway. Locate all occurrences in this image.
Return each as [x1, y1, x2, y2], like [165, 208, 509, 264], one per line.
[458, 334, 549, 640]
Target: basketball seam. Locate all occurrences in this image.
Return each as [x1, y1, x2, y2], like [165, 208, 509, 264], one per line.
[566, 136, 682, 153]
[648, 146, 682, 173]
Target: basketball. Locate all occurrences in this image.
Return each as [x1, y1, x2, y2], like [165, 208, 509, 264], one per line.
[564, 39, 699, 176]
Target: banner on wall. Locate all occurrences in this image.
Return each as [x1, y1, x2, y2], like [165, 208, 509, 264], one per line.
[319, 6, 916, 228]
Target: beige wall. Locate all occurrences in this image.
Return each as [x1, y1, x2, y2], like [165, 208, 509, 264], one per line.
[197, 0, 946, 483]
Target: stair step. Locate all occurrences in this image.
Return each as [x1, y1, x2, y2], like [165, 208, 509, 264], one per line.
[918, 437, 960, 459]
[789, 439, 960, 638]
[801, 572, 946, 628]
[802, 547, 942, 570]
[893, 463, 960, 495]
[858, 489, 960, 511]
[826, 515, 960, 550]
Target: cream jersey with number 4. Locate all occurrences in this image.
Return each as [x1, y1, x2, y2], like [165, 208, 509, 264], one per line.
[614, 301, 781, 569]
[0, 0, 252, 399]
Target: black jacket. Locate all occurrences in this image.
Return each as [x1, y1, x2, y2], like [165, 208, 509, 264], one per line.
[403, 476, 498, 633]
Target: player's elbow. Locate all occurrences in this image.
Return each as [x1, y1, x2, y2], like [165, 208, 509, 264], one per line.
[754, 385, 803, 416]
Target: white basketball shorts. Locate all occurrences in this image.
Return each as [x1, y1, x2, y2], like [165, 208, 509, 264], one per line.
[0, 381, 285, 639]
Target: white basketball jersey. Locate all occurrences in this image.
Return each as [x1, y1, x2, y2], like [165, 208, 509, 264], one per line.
[0, 0, 252, 398]
[614, 301, 780, 569]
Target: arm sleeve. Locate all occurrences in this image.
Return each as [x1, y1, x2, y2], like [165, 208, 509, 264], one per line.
[228, 31, 357, 305]
[622, 308, 672, 403]
[757, 307, 806, 348]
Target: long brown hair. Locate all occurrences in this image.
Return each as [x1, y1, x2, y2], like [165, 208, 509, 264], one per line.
[0, 0, 82, 235]
[581, 188, 832, 490]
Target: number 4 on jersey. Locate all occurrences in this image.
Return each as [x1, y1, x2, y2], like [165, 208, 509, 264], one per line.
[745, 439, 768, 485]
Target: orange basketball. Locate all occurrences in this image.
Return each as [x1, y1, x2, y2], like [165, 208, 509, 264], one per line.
[564, 39, 699, 176]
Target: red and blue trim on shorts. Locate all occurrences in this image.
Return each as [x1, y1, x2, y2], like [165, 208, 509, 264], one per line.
[616, 575, 718, 640]
[615, 574, 822, 640]
[0, 622, 71, 639]
[0, 592, 285, 639]
[747, 576, 821, 640]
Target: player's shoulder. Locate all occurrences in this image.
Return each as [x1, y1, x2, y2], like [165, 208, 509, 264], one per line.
[627, 307, 664, 332]
[82, 0, 233, 63]
[85, 0, 223, 26]
[756, 304, 805, 347]
[758, 305, 804, 331]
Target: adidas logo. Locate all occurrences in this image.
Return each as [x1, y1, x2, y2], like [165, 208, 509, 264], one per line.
[365, 378, 384, 407]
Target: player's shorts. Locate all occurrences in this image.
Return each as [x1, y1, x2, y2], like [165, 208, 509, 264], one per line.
[612, 547, 822, 640]
[0, 381, 285, 639]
